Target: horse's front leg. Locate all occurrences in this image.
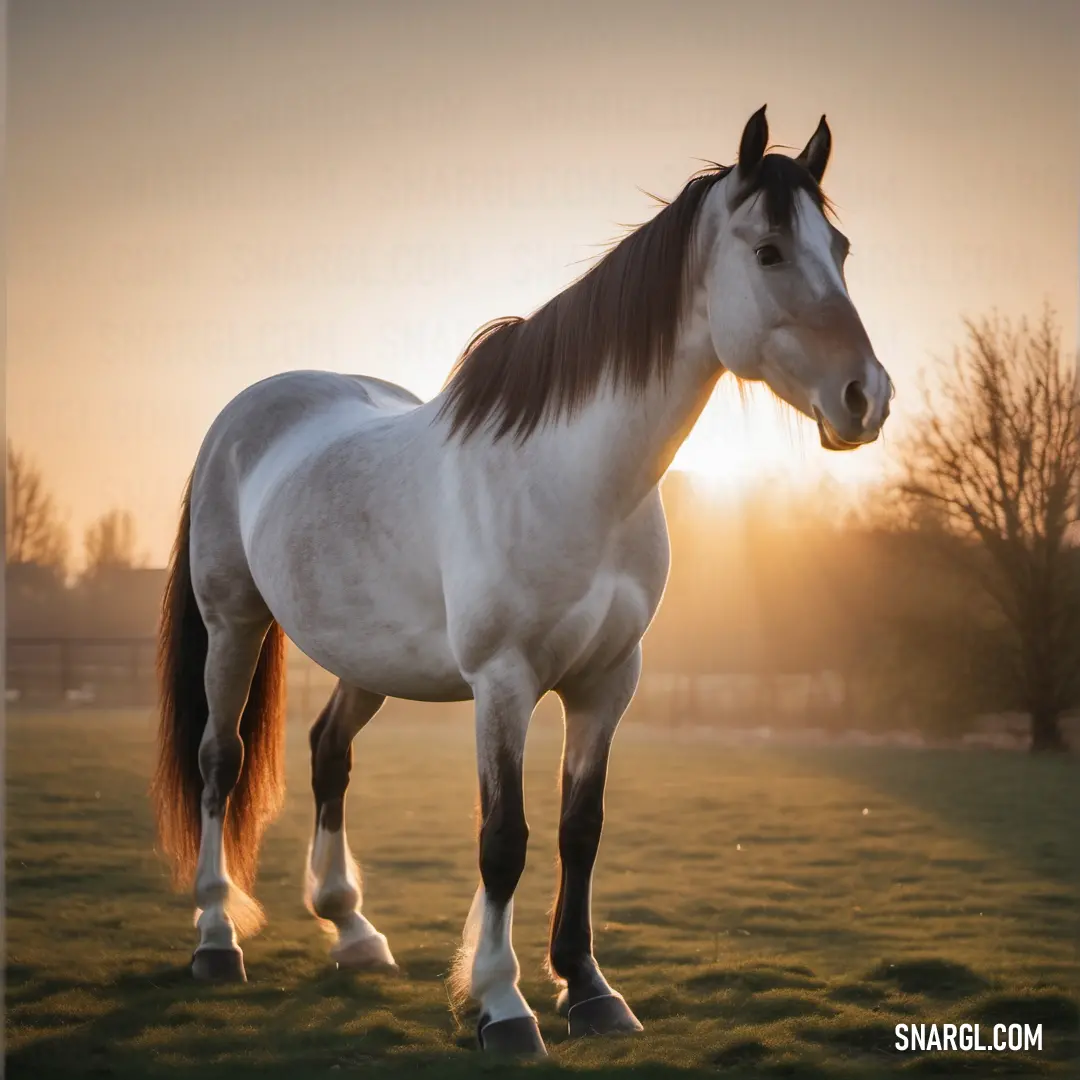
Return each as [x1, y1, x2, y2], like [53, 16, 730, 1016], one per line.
[550, 645, 644, 1037]
[306, 682, 398, 970]
[449, 655, 546, 1055]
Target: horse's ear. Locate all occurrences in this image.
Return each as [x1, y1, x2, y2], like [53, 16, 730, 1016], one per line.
[797, 115, 831, 183]
[738, 105, 769, 174]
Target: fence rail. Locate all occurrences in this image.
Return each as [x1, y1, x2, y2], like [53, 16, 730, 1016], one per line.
[5, 636, 849, 725]
[9, 637, 1078, 750]
[4, 636, 335, 712]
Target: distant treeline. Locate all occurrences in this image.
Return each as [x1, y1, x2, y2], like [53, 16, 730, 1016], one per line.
[6, 562, 167, 639]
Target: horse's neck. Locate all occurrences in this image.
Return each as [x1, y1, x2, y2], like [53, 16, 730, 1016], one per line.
[544, 296, 721, 519]
[561, 205, 724, 516]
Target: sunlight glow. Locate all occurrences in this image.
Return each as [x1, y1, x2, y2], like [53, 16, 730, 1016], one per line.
[672, 377, 888, 495]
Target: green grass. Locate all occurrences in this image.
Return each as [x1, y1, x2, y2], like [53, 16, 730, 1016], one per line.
[6, 703, 1079, 1078]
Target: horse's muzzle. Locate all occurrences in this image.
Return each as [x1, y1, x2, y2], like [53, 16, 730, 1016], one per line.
[813, 407, 881, 452]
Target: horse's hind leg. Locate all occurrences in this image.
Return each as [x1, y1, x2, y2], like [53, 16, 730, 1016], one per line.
[192, 615, 274, 982]
[549, 646, 644, 1037]
[306, 682, 398, 970]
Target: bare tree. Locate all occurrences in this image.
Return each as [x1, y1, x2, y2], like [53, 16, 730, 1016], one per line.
[5, 440, 70, 577]
[900, 309, 1080, 751]
[83, 508, 145, 580]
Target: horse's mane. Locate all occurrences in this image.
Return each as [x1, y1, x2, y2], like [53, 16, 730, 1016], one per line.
[439, 153, 826, 442]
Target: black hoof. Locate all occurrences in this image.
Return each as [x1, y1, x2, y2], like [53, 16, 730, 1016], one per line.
[191, 947, 247, 982]
[476, 1013, 547, 1055]
[567, 993, 643, 1037]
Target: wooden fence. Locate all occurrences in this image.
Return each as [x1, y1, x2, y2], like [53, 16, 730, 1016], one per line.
[4, 636, 336, 713]
[5, 636, 849, 727]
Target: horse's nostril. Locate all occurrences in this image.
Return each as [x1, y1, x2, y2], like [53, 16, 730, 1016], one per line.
[843, 380, 868, 421]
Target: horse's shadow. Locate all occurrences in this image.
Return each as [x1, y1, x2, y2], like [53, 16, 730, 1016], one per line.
[7, 961, 448, 1079]
[2, 956, 777, 1078]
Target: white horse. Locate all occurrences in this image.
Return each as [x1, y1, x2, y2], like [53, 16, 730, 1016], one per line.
[151, 106, 891, 1055]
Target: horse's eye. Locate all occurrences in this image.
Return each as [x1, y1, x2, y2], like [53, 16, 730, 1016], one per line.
[756, 244, 784, 267]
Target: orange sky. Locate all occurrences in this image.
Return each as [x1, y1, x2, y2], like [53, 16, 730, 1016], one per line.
[8, 0, 1079, 568]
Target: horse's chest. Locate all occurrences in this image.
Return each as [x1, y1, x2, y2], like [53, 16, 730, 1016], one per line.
[536, 568, 657, 686]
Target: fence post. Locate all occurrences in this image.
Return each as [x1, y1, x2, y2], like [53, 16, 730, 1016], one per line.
[59, 639, 73, 697]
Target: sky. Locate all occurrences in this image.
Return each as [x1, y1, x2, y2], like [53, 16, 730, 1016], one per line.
[8, 0, 1080, 568]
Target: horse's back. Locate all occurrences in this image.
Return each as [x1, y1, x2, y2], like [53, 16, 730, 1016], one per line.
[195, 370, 420, 485]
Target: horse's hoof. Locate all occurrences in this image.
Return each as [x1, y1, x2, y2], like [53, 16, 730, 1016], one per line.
[191, 947, 247, 982]
[476, 1013, 548, 1055]
[567, 992, 643, 1037]
[332, 933, 399, 973]
[555, 986, 571, 1017]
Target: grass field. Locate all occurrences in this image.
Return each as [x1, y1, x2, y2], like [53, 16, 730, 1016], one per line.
[6, 703, 1080, 1078]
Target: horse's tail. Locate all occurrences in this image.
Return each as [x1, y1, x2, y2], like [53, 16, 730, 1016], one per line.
[150, 474, 288, 895]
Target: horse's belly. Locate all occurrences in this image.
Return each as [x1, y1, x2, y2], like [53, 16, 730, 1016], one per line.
[337, 655, 473, 703]
[248, 522, 469, 701]
[290, 618, 472, 703]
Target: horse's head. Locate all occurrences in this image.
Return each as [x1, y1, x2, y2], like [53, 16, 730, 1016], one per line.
[703, 106, 892, 450]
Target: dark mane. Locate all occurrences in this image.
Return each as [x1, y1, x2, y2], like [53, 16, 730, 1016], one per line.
[439, 153, 826, 442]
